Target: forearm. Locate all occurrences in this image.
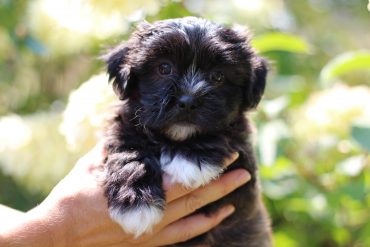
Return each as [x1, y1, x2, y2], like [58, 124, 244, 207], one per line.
[0, 205, 65, 247]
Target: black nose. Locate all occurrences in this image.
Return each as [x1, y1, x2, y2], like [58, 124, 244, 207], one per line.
[178, 95, 198, 110]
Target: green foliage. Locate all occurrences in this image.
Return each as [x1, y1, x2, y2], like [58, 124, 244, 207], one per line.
[252, 33, 311, 54]
[0, 170, 44, 211]
[147, 1, 193, 21]
[0, 0, 27, 31]
[320, 51, 370, 85]
[351, 124, 370, 152]
[1, 1, 370, 246]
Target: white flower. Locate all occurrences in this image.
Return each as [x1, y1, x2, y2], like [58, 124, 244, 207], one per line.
[0, 73, 117, 193]
[28, 0, 161, 54]
[0, 115, 32, 152]
[0, 112, 78, 192]
[59, 73, 116, 153]
[292, 84, 370, 141]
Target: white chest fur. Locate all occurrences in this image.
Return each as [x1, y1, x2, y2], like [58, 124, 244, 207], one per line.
[160, 151, 223, 188]
[165, 124, 199, 141]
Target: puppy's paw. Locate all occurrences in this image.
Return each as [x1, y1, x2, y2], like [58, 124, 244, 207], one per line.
[160, 153, 224, 189]
[109, 203, 164, 238]
[104, 155, 165, 238]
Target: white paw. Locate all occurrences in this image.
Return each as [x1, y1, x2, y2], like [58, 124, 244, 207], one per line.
[160, 153, 223, 189]
[109, 204, 163, 238]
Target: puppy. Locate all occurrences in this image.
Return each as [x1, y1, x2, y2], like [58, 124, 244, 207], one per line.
[103, 17, 272, 247]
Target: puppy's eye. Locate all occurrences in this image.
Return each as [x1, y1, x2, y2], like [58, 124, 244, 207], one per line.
[158, 63, 172, 75]
[210, 71, 225, 84]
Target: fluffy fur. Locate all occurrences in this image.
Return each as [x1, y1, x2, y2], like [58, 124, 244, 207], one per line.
[160, 152, 224, 188]
[103, 17, 272, 246]
[109, 205, 163, 238]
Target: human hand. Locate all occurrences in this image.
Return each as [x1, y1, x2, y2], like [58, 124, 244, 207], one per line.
[2, 143, 250, 247]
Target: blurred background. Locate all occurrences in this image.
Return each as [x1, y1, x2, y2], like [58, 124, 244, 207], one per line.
[1, 0, 370, 246]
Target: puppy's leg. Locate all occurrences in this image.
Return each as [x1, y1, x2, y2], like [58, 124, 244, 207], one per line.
[104, 151, 165, 237]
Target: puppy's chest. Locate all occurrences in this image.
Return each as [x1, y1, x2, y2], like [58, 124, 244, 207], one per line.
[158, 146, 224, 189]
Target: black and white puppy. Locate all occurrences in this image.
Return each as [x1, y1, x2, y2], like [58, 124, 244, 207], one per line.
[103, 17, 272, 247]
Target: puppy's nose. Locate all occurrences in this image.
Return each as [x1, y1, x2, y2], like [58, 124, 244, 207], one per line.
[178, 95, 198, 110]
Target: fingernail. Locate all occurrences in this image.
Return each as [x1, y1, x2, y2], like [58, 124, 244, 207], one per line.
[236, 170, 251, 185]
[220, 205, 235, 218]
[224, 152, 239, 167]
[231, 152, 239, 161]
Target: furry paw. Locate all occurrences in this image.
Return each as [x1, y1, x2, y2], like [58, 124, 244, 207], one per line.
[109, 203, 164, 237]
[160, 153, 224, 189]
[104, 155, 165, 237]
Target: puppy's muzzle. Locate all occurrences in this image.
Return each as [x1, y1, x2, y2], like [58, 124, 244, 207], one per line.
[177, 95, 201, 111]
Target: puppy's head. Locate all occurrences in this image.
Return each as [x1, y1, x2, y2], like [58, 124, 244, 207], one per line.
[104, 17, 267, 141]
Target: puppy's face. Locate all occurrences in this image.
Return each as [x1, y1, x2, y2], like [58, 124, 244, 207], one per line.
[104, 17, 267, 141]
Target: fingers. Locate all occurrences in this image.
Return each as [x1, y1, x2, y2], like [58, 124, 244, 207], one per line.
[150, 205, 235, 246]
[164, 152, 239, 203]
[159, 168, 250, 228]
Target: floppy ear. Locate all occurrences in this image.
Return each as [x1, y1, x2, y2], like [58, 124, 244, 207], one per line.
[102, 44, 133, 100]
[245, 57, 268, 109]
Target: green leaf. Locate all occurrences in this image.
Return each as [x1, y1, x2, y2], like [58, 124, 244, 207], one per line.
[320, 50, 370, 85]
[274, 231, 299, 247]
[338, 177, 366, 201]
[351, 124, 370, 152]
[252, 32, 311, 54]
[147, 2, 193, 21]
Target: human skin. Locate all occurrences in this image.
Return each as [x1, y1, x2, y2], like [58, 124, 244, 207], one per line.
[0, 143, 251, 247]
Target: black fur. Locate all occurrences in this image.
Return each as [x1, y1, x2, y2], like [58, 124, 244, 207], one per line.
[103, 17, 272, 246]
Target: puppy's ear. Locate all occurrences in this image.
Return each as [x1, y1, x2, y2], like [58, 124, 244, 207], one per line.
[102, 44, 133, 100]
[227, 26, 268, 109]
[245, 57, 268, 109]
